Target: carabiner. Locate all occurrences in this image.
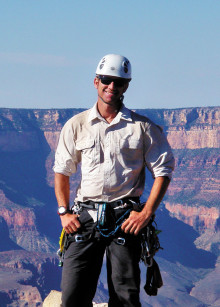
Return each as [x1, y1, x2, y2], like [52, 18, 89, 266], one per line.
[116, 237, 126, 245]
[75, 234, 85, 242]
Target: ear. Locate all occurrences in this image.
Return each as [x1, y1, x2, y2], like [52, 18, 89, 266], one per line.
[94, 77, 99, 89]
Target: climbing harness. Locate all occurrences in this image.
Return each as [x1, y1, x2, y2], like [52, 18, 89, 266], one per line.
[140, 215, 163, 296]
[96, 202, 132, 238]
[57, 199, 164, 297]
[57, 199, 138, 265]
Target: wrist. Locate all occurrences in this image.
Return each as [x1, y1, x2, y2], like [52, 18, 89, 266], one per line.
[141, 206, 153, 219]
[57, 206, 71, 216]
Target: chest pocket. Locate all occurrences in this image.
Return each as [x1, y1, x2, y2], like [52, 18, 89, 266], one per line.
[116, 138, 142, 160]
[75, 139, 99, 167]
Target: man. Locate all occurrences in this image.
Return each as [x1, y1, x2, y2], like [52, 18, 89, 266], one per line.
[53, 54, 175, 307]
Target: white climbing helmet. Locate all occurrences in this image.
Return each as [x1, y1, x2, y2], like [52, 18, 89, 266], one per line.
[96, 54, 132, 80]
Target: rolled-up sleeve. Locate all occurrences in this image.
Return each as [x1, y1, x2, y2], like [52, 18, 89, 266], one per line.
[144, 124, 175, 179]
[53, 121, 80, 176]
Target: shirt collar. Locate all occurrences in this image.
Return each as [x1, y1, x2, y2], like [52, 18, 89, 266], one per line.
[118, 104, 132, 122]
[88, 102, 132, 123]
[88, 102, 101, 122]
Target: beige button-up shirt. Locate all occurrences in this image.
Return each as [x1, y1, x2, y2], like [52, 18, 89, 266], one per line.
[53, 103, 175, 202]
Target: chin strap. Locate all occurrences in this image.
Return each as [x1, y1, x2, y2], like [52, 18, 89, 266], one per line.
[119, 94, 124, 102]
[98, 94, 124, 108]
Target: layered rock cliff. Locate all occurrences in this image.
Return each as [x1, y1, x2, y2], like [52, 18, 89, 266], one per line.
[0, 107, 219, 149]
[165, 203, 219, 232]
[0, 106, 219, 306]
[0, 250, 61, 306]
[0, 107, 219, 246]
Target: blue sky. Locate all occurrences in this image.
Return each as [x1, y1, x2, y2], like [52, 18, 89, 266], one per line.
[0, 0, 219, 109]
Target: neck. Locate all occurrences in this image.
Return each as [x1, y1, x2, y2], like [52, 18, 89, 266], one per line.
[97, 96, 123, 123]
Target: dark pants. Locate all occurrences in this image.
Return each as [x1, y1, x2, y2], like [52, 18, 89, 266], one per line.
[61, 208, 142, 307]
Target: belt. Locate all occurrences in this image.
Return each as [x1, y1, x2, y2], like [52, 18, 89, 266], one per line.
[77, 197, 141, 210]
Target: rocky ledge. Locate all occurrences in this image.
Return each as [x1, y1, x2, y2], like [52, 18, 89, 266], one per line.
[43, 290, 108, 307]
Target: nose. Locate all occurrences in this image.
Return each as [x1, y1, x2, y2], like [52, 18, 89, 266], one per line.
[108, 81, 116, 89]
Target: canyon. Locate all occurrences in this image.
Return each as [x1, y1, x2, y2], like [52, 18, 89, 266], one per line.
[0, 106, 219, 306]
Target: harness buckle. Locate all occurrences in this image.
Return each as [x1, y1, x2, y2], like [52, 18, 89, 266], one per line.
[116, 237, 126, 245]
[71, 203, 82, 214]
[75, 234, 85, 242]
[129, 199, 142, 212]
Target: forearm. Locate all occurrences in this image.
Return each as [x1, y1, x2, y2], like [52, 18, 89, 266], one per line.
[54, 172, 81, 233]
[121, 176, 170, 235]
[54, 173, 70, 209]
[141, 176, 170, 218]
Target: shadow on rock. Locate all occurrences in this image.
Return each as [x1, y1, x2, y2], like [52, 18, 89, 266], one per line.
[155, 204, 217, 269]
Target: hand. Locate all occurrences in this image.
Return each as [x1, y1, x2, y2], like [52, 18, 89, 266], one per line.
[121, 211, 151, 235]
[60, 213, 81, 234]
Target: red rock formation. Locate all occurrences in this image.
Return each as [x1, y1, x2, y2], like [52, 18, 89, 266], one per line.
[0, 106, 219, 307]
[167, 125, 219, 149]
[0, 204, 36, 231]
[0, 190, 56, 253]
[0, 107, 219, 237]
[44, 131, 60, 151]
[0, 250, 61, 306]
[165, 202, 219, 233]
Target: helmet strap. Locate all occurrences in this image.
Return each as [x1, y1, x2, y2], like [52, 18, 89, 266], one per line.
[120, 95, 124, 103]
[98, 94, 124, 110]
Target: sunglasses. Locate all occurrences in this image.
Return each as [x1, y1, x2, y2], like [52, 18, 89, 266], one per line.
[98, 76, 130, 87]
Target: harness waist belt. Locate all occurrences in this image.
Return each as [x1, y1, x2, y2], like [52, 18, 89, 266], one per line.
[78, 197, 140, 210]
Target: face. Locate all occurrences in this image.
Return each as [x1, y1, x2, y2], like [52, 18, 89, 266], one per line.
[94, 76, 129, 107]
